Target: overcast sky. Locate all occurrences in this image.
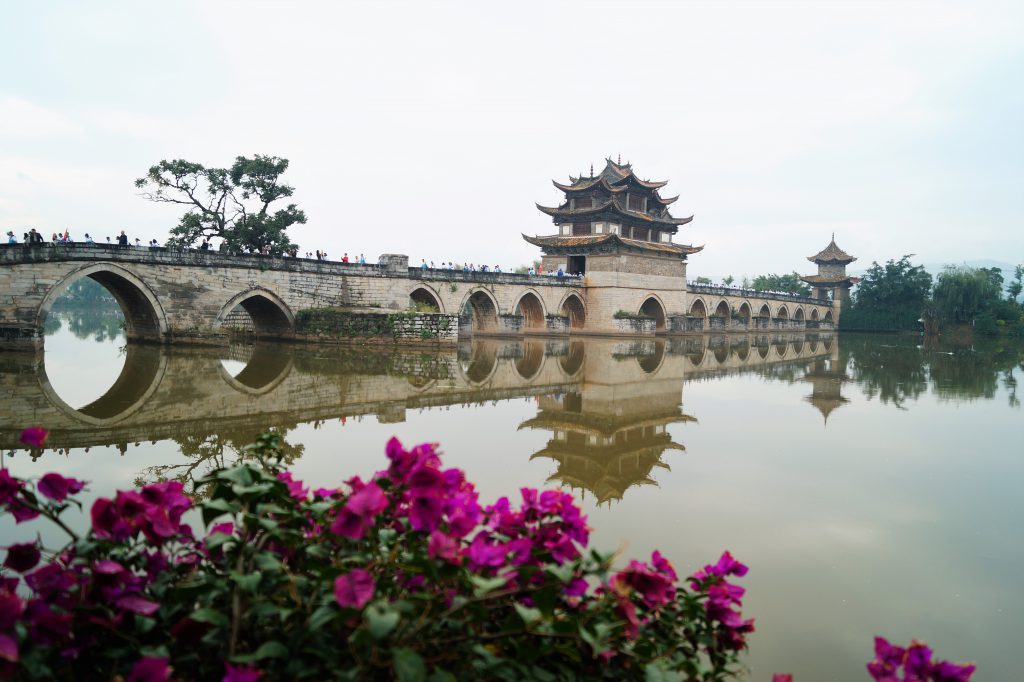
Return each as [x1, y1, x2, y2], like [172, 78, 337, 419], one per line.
[2, 0, 1021, 277]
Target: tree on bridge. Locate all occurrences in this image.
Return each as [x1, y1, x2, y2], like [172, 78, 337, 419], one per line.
[750, 272, 811, 296]
[135, 155, 306, 254]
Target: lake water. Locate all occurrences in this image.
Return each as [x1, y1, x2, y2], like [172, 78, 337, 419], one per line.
[2, 310, 1021, 681]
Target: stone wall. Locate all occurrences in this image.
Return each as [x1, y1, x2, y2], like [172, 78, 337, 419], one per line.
[294, 309, 458, 345]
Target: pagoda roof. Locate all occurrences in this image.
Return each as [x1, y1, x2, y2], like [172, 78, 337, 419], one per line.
[560, 158, 668, 190]
[807, 238, 857, 264]
[803, 394, 850, 422]
[535, 199, 694, 228]
[523, 233, 704, 257]
[800, 274, 860, 286]
[519, 409, 696, 436]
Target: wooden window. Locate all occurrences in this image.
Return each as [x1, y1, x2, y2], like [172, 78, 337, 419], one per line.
[628, 194, 643, 211]
[633, 227, 649, 241]
[572, 222, 591, 236]
[573, 196, 592, 210]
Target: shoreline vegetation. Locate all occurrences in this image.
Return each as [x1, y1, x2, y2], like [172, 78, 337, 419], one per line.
[1, 428, 976, 681]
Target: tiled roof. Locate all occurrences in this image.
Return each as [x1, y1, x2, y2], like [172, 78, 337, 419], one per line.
[535, 200, 694, 227]
[800, 274, 859, 285]
[522, 233, 704, 256]
[807, 238, 856, 263]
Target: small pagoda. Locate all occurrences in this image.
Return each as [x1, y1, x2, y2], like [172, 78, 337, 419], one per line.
[802, 355, 850, 426]
[801, 236, 859, 301]
[524, 157, 702, 275]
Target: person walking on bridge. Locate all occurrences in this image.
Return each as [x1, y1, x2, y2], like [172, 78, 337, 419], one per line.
[118, 230, 128, 246]
[6, 231, 15, 244]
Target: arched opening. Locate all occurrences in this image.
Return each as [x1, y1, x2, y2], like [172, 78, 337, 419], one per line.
[823, 310, 834, 325]
[810, 309, 820, 321]
[714, 300, 729, 318]
[713, 341, 729, 364]
[463, 290, 499, 334]
[560, 294, 586, 330]
[757, 343, 770, 359]
[795, 308, 805, 322]
[218, 343, 294, 395]
[792, 338, 804, 354]
[688, 299, 707, 318]
[39, 265, 166, 345]
[515, 340, 545, 380]
[640, 297, 666, 330]
[559, 341, 585, 376]
[410, 287, 442, 313]
[776, 306, 790, 321]
[637, 340, 666, 374]
[736, 341, 750, 361]
[219, 290, 294, 339]
[758, 304, 771, 319]
[515, 292, 545, 331]
[459, 341, 498, 384]
[738, 302, 752, 322]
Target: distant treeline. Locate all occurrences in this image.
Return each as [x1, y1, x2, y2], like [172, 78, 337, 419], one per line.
[839, 257, 1024, 336]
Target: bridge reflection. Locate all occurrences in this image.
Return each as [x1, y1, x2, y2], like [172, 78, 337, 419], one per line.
[0, 332, 839, 499]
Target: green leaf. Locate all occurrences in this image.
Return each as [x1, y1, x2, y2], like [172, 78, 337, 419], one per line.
[644, 661, 682, 682]
[232, 640, 289, 663]
[204, 533, 235, 551]
[545, 564, 575, 583]
[470, 575, 507, 597]
[364, 603, 400, 639]
[513, 602, 542, 627]
[254, 553, 282, 572]
[427, 671, 456, 682]
[392, 647, 426, 682]
[217, 467, 254, 486]
[230, 571, 262, 592]
[201, 498, 234, 525]
[191, 608, 230, 628]
[308, 604, 337, 630]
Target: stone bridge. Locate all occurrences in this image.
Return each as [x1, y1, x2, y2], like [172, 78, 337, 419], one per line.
[0, 333, 835, 451]
[0, 244, 836, 350]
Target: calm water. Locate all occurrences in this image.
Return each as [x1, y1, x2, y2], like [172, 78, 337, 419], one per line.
[2, 310, 1022, 681]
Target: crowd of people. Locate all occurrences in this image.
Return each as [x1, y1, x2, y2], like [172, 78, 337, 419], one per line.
[6, 228, 147, 247]
[688, 280, 810, 299]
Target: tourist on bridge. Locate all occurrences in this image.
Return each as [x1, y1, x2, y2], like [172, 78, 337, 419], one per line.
[342, 253, 349, 263]
[84, 233, 94, 243]
[6, 231, 16, 244]
[359, 254, 366, 264]
[118, 231, 129, 246]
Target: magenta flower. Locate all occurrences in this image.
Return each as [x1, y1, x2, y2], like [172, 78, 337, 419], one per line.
[772, 675, 793, 682]
[277, 472, 308, 500]
[334, 569, 375, 609]
[37, 473, 85, 502]
[19, 426, 48, 449]
[3, 542, 41, 573]
[0, 470, 24, 505]
[330, 482, 388, 539]
[116, 594, 161, 616]
[125, 656, 172, 682]
[223, 662, 263, 681]
[428, 530, 459, 562]
[0, 591, 24, 630]
[613, 560, 675, 608]
[0, 633, 18, 663]
[91, 497, 132, 540]
[867, 637, 975, 682]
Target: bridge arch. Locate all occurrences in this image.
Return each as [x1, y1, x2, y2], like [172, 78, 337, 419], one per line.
[823, 310, 834, 325]
[558, 293, 586, 330]
[409, 285, 443, 313]
[559, 340, 585, 376]
[737, 301, 752, 322]
[810, 308, 820, 321]
[713, 300, 730, 318]
[639, 296, 667, 330]
[794, 307, 805, 322]
[458, 341, 499, 385]
[775, 304, 790, 321]
[688, 298, 707, 318]
[757, 303, 771, 320]
[218, 288, 295, 339]
[460, 288, 499, 333]
[512, 290, 546, 330]
[38, 263, 168, 343]
[637, 340, 666, 375]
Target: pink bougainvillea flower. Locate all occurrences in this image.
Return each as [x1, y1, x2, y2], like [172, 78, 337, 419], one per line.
[692, 550, 748, 582]
[3, 542, 41, 573]
[564, 577, 588, 597]
[428, 530, 459, 562]
[771, 675, 793, 682]
[19, 426, 48, 449]
[223, 662, 263, 682]
[116, 594, 161, 616]
[276, 472, 308, 500]
[0, 470, 22, 505]
[334, 569, 375, 609]
[0, 591, 24, 630]
[37, 473, 85, 502]
[330, 482, 388, 539]
[931, 660, 977, 681]
[0, 633, 18, 663]
[125, 656, 172, 682]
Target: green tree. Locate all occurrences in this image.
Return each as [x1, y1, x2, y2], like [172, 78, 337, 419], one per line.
[723, 275, 735, 286]
[135, 155, 306, 254]
[1007, 264, 1023, 302]
[750, 272, 810, 296]
[840, 256, 932, 331]
[695, 276, 713, 285]
[932, 266, 1003, 325]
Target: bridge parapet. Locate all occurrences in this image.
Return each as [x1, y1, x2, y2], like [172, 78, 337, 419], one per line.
[687, 282, 821, 307]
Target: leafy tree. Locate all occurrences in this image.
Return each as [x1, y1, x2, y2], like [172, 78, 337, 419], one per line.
[695, 276, 713, 285]
[135, 155, 306, 254]
[1007, 264, 1023, 302]
[750, 272, 810, 296]
[932, 266, 1004, 325]
[840, 256, 932, 331]
[723, 275, 735, 286]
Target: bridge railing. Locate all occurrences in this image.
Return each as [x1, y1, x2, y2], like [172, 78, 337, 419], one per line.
[686, 282, 823, 306]
[0, 243, 582, 288]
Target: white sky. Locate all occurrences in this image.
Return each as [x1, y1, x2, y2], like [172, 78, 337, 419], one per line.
[1, 0, 1022, 278]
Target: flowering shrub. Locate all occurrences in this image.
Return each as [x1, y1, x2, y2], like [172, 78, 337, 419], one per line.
[0, 427, 976, 681]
